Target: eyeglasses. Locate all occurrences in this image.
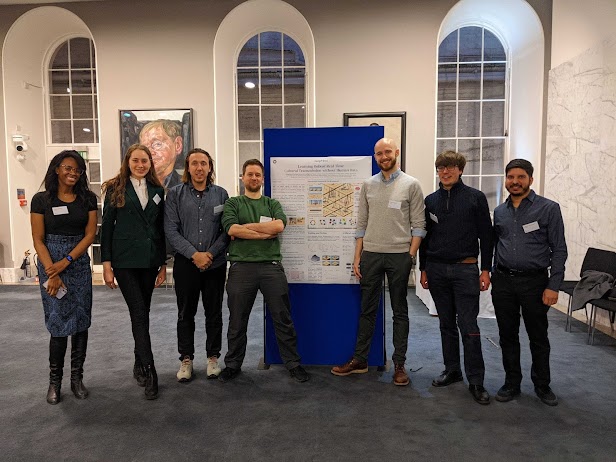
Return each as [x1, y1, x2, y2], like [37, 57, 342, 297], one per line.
[436, 165, 459, 173]
[60, 164, 85, 175]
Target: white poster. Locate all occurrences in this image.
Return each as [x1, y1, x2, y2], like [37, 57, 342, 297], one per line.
[271, 156, 372, 284]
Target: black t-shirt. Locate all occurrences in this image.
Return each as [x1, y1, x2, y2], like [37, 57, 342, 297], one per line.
[31, 191, 97, 236]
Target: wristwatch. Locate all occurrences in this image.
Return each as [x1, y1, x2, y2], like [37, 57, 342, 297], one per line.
[65, 255, 74, 264]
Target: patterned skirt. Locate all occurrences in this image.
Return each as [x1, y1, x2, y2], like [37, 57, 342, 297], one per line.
[37, 234, 92, 337]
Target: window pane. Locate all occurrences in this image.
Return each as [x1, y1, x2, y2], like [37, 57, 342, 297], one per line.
[74, 120, 95, 143]
[238, 106, 260, 140]
[50, 71, 70, 94]
[71, 70, 93, 94]
[51, 43, 69, 69]
[437, 102, 456, 138]
[458, 139, 480, 175]
[239, 142, 261, 167]
[459, 27, 482, 62]
[92, 245, 102, 265]
[283, 34, 305, 66]
[464, 176, 480, 190]
[436, 139, 456, 155]
[51, 120, 72, 143]
[484, 30, 506, 61]
[458, 102, 480, 137]
[482, 139, 505, 174]
[50, 96, 71, 119]
[72, 95, 94, 119]
[458, 64, 481, 100]
[284, 106, 305, 128]
[237, 69, 259, 104]
[238, 36, 259, 67]
[261, 69, 282, 104]
[70, 38, 91, 68]
[482, 176, 504, 210]
[89, 161, 101, 182]
[90, 183, 101, 198]
[483, 63, 506, 99]
[437, 64, 457, 101]
[438, 30, 457, 63]
[260, 32, 282, 66]
[94, 119, 99, 143]
[482, 101, 505, 136]
[284, 68, 305, 104]
[262, 106, 282, 129]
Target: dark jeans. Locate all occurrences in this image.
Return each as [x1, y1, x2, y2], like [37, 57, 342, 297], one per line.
[426, 262, 485, 385]
[114, 267, 158, 367]
[225, 262, 300, 370]
[355, 251, 412, 365]
[491, 270, 551, 387]
[174, 254, 226, 360]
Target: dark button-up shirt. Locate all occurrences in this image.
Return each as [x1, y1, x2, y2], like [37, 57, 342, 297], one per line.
[493, 190, 567, 291]
[164, 182, 230, 269]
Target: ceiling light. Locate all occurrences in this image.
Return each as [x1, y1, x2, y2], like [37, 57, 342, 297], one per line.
[244, 81, 256, 89]
[82, 128, 91, 132]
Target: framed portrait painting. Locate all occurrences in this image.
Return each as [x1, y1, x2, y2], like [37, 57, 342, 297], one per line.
[343, 112, 407, 171]
[119, 109, 193, 189]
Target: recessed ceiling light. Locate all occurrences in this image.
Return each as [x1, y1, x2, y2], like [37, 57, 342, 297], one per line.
[244, 81, 256, 89]
[82, 128, 91, 132]
[66, 87, 71, 93]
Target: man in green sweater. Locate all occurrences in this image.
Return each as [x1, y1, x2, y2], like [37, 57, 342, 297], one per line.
[332, 138, 426, 386]
[219, 159, 309, 383]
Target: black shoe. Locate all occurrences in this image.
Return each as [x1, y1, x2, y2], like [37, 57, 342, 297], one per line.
[469, 384, 490, 405]
[133, 360, 146, 387]
[46, 383, 61, 405]
[289, 365, 310, 383]
[144, 365, 158, 400]
[218, 367, 241, 383]
[535, 385, 558, 406]
[70, 378, 89, 400]
[432, 370, 463, 387]
[495, 384, 521, 402]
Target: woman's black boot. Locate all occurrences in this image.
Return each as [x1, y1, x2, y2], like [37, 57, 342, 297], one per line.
[144, 364, 158, 400]
[47, 336, 67, 405]
[70, 330, 89, 399]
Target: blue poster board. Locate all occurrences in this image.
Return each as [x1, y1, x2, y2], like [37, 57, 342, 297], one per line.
[263, 126, 385, 366]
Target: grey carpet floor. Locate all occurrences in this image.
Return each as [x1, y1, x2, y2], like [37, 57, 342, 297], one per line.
[1, 285, 615, 461]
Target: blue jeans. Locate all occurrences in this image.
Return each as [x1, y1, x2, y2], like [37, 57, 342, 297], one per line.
[426, 261, 485, 385]
[355, 251, 412, 365]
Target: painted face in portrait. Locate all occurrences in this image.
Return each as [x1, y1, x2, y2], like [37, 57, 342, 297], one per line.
[139, 126, 182, 180]
[129, 149, 151, 180]
[242, 164, 264, 193]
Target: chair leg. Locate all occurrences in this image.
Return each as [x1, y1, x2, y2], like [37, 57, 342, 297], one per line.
[588, 305, 597, 345]
[565, 296, 573, 332]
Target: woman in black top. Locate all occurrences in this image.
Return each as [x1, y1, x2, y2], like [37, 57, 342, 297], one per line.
[101, 144, 166, 400]
[31, 150, 97, 405]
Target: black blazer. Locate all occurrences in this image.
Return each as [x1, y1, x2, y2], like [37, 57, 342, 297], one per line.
[100, 181, 166, 269]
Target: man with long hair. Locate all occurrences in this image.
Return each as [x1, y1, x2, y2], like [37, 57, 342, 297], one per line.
[164, 149, 229, 382]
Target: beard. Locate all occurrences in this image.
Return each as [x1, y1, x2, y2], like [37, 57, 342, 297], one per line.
[378, 157, 397, 172]
[507, 184, 530, 196]
[245, 183, 262, 193]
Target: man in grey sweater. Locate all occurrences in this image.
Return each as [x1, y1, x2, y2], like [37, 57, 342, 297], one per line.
[331, 138, 426, 386]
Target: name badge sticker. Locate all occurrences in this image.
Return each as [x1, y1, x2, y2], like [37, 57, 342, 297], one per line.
[52, 206, 69, 216]
[260, 216, 273, 223]
[523, 221, 540, 233]
[388, 200, 402, 210]
[213, 204, 224, 214]
[429, 212, 439, 223]
[152, 194, 161, 205]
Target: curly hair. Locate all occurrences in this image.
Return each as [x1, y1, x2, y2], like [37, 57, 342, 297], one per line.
[102, 144, 163, 207]
[42, 150, 96, 205]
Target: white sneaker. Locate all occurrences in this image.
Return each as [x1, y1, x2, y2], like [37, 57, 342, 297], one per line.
[207, 356, 221, 378]
[177, 356, 193, 382]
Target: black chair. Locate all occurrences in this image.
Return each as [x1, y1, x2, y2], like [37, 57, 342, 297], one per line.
[559, 248, 616, 332]
[588, 289, 616, 344]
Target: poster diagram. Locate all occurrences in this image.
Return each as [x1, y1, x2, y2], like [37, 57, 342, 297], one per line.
[271, 156, 372, 284]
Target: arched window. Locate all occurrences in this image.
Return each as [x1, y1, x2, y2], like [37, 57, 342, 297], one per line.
[436, 26, 507, 210]
[48, 37, 98, 144]
[236, 32, 306, 170]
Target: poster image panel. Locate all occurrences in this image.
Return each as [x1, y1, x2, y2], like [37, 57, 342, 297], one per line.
[119, 109, 193, 188]
[270, 156, 372, 284]
[343, 111, 406, 171]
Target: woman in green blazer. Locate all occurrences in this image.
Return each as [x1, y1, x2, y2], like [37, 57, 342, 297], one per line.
[101, 144, 166, 400]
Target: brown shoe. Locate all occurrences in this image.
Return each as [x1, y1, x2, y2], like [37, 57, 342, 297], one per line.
[331, 358, 368, 376]
[393, 364, 410, 386]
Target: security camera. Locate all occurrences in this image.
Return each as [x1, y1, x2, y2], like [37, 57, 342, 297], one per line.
[12, 134, 28, 152]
